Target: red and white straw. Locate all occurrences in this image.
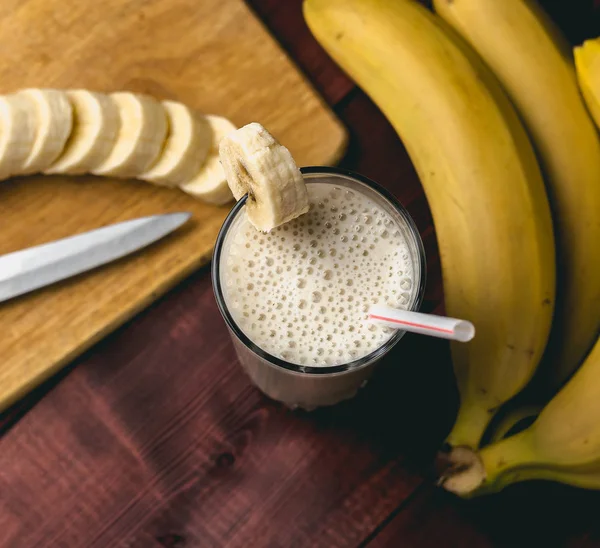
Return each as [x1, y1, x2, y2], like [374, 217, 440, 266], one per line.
[368, 305, 475, 342]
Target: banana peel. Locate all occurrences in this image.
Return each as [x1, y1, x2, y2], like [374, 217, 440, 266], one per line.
[575, 37, 600, 129]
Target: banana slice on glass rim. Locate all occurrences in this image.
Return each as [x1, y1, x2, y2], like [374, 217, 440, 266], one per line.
[218, 122, 309, 232]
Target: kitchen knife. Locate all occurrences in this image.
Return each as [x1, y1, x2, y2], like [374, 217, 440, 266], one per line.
[0, 212, 191, 303]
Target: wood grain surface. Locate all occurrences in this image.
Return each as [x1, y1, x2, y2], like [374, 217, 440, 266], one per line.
[2, 0, 600, 547]
[0, 266, 456, 547]
[0, 0, 347, 411]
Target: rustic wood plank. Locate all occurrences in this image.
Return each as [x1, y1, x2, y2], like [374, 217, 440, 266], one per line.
[248, 0, 356, 105]
[570, 529, 600, 548]
[367, 476, 600, 547]
[0, 260, 455, 547]
[366, 485, 495, 548]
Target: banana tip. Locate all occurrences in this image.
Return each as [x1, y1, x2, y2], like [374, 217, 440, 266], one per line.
[435, 446, 486, 497]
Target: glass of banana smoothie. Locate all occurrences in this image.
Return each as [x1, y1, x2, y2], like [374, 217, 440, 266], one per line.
[212, 167, 426, 409]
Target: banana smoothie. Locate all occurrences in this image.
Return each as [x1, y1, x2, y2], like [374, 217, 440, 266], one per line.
[214, 168, 426, 409]
[221, 182, 416, 366]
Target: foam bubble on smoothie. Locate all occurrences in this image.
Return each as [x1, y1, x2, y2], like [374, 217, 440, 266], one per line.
[221, 183, 415, 366]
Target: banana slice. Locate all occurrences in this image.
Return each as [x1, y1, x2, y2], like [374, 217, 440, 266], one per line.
[218, 122, 309, 232]
[19, 89, 72, 174]
[179, 114, 236, 205]
[0, 93, 37, 179]
[92, 92, 167, 178]
[139, 100, 211, 187]
[45, 90, 120, 175]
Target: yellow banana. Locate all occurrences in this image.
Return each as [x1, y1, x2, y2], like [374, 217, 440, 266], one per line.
[434, 0, 600, 394]
[440, 336, 600, 497]
[303, 0, 555, 449]
[575, 37, 600, 130]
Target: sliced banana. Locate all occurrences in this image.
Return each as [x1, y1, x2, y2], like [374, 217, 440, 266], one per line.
[0, 93, 37, 179]
[92, 92, 167, 178]
[19, 89, 72, 174]
[44, 90, 120, 175]
[139, 101, 211, 187]
[218, 122, 309, 232]
[179, 114, 236, 206]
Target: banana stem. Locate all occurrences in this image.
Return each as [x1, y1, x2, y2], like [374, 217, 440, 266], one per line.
[445, 399, 497, 449]
[437, 446, 487, 497]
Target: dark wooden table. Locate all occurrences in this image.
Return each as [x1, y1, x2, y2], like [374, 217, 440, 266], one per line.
[2, 1, 600, 547]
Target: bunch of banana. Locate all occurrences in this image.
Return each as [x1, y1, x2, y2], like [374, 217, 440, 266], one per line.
[440, 335, 600, 497]
[433, 0, 600, 396]
[0, 87, 236, 205]
[303, 0, 556, 450]
[575, 37, 600, 129]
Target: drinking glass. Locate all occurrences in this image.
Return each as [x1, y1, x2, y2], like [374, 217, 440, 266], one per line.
[212, 167, 426, 410]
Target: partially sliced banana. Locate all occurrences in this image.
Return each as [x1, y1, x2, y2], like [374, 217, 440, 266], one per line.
[19, 89, 72, 174]
[0, 93, 37, 179]
[218, 122, 309, 232]
[45, 90, 120, 175]
[179, 114, 236, 206]
[92, 92, 167, 178]
[139, 100, 211, 187]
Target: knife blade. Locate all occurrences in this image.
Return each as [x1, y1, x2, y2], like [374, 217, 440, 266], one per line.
[0, 212, 191, 303]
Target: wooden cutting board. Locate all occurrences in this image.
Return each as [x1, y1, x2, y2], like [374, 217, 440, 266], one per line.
[0, 0, 347, 411]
